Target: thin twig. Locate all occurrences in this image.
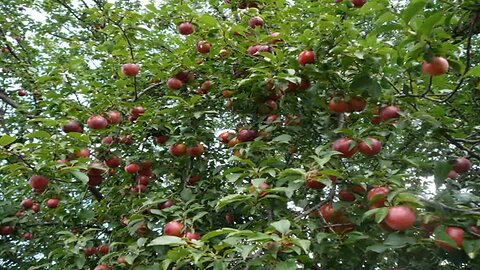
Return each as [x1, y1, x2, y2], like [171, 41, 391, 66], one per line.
[108, 18, 137, 100]
[1, 147, 35, 171]
[442, 130, 480, 160]
[443, 12, 479, 102]
[0, 90, 18, 108]
[468, 227, 480, 238]
[385, 77, 402, 95]
[87, 186, 104, 202]
[420, 197, 480, 216]
[422, 76, 433, 97]
[295, 181, 337, 220]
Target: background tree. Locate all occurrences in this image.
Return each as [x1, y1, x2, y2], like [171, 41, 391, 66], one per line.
[1, 0, 480, 269]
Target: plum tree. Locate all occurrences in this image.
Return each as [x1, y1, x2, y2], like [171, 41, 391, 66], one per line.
[0, 1, 479, 270]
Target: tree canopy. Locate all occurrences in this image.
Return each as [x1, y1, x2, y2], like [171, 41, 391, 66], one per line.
[1, 0, 480, 269]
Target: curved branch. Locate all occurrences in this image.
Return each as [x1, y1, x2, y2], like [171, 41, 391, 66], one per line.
[1, 146, 35, 171]
[443, 12, 479, 102]
[109, 18, 137, 99]
[0, 90, 18, 108]
[88, 186, 104, 202]
[442, 130, 480, 160]
[295, 181, 337, 220]
[420, 197, 480, 216]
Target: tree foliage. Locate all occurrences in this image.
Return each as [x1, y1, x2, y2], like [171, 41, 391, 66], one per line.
[1, 0, 480, 269]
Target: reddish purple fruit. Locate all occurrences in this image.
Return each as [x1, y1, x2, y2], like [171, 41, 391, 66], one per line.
[358, 138, 382, 156]
[178, 22, 194, 35]
[46, 198, 60, 209]
[185, 231, 200, 241]
[196, 41, 211, 54]
[105, 156, 121, 168]
[121, 64, 139, 77]
[435, 227, 465, 252]
[332, 138, 358, 158]
[379, 106, 400, 122]
[453, 157, 471, 173]
[21, 198, 34, 209]
[158, 200, 174, 209]
[62, 120, 83, 133]
[237, 129, 257, 142]
[87, 115, 108, 129]
[422, 56, 449, 76]
[339, 190, 355, 202]
[298, 50, 315, 65]
[352, 0, 367, 7]
[124, 163, 140, 174]
[163, 221, 184, 237]
[448, 170, 458, 179]
[18, 89, 27, 96]
[29, 175, 49, 191]
[384, 206, 416, 231]
[167, 78, 183, 90]
[248, 16, 264, 28]
[367, 186, 390, 208]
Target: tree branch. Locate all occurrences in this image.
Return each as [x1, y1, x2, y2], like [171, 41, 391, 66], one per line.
[419, 197, 480, 216]
[422, 75, 433, 97]
[295, 181, 337, 220]
[1, 146, 35, 171]
[87, 186, 104, 202]
[442, 130, 480, 160]
[109, 18, 137, 99]
[0, 90, 18, 108]
[443, 12, 479, 102]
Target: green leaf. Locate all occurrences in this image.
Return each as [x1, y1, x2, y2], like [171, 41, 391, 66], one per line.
[419, 13, 443, 36]
[433, 161, 453, 187]
[350, 75, 382, 98]
[66, 132, 91, 143]
[125, 254, 138, 265]
[26, 130, 51, 139]
[225, 172, 245, 182]
[271, 134, 292, 143]
[213, 260, 227, 270]
[180, 188, 193, 201]
[402, 0, 427, 24]
[216, 194, 249, 209]
[192, 211, 208, 222]
[345, 232, 369, 244]
[394, 193, 423, 207]
[362, 207, 381, 221]
[191, 251, 203, 264]
[133, 265, 160, 270]
[28, 118, 57, 126]
[367, 244, 390, 253]
[275, 260, 297, 270]
[70, 170, 88, 184]
[310, 155, 333, 167]
[201, 228, 238, 241]
[148, 236, 186, 246]
[73, 255, 85, 269]
[285, 180, 303, 198]
[463, 239, 480, 259]
[137, 237, 147, 247]
[466, 65, 480, 77]
[237, 244, 255, 259]
[0, 135, 16, 146]
[374, 207, 389, 223]
[291, 239, 310, 253]
[434, 226, 457, 249]
[270, 220, 291, 234]
[384, 233, 415, 247]
[198, 14, 218, 27]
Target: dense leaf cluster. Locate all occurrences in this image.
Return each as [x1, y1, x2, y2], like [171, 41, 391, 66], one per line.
[1, 0, 480, 269]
